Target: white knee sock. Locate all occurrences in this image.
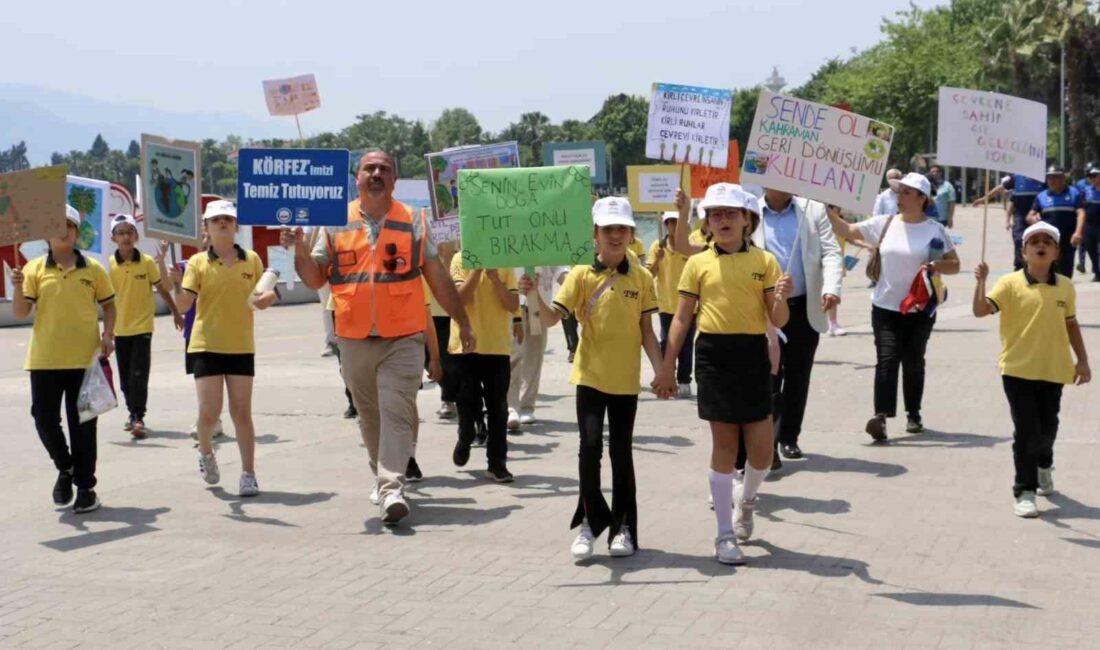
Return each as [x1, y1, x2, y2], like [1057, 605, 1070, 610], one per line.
[742, 463, 770, 502]
[709, 470, 735, 536]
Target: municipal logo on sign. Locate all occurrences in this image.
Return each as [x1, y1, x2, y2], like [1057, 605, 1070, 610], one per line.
[276, 207, 293, 224]
[295, 207, 310, 222]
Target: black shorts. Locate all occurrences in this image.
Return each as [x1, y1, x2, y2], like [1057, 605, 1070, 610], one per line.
[185, 351, 197, 375]
[695, 333, 772, 424]
[191, 352, 255, 378]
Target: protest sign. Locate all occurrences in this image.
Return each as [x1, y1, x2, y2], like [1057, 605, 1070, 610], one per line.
[627, 165, 687, 212]
[741, 91, 893, 214]
[67, 175, 112, 267]
[646, 83, 733, 168]
[543, 141, 607, 185]
[141, 134, 202, 246]
[457, 165, 593, 269]
[426, 142, 520, 222]
[236, 149, 350, 226]
[936, 87, 1046, 180]
[0, 165, 68, 246]
[690, 140, 741, 198]
[262, 74, 322, 117]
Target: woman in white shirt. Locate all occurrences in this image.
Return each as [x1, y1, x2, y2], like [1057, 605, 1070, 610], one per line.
[828, 173, 960, 440]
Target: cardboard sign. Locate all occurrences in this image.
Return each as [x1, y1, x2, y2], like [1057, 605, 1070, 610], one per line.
[0, 165, 68, 246]
[646, 83, 733, 168]
[426, 142, 520, 223]
[262, 74, 321, 117]
[627, 165, 688, 212]
[543, 141, 607, 185]
[67, 175, 112, 267]
[690, 140, 741, 198]
[741, 91, 893, 214]
[936, 87, 1047, 179]
[457, 165, 593, 269]
[236, 149, 350, 226]
[141, 134, 202, 246]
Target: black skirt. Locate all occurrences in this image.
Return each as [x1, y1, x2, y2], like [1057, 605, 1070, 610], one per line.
[191, 352, 256, 378]
[695, 333, 772, 424]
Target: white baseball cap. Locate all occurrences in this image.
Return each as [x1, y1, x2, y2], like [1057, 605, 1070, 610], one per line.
[699, 183, 747, 213]
[661, 211, 679, 222]
[744, 194, 761, 216]
[1022, 221, 1060, 246]
[202, 199, 238, 221]
[110, 213, 139, 234]
[898, 172, 931, 196]
[592, 197, 635, 228]
[65, 204, 80, 227]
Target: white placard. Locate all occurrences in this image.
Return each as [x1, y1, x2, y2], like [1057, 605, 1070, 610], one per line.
[646, 83, 733, 168]
[936, 87, 1047, 179]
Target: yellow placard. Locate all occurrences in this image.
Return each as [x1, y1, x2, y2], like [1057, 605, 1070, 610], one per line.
[626, 164, 689, 212]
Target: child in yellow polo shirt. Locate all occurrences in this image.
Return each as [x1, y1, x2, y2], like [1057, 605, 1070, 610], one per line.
[648, 211, 695, 398]
[973, 221, 1090, 518]
[107, 214, 183, 438]
[655, 183, 792, 566]
[449, 251, 520, 483]
[529, 197, 662, 561]
[11, 205, 117, 514]
[168, 200, 277, 497]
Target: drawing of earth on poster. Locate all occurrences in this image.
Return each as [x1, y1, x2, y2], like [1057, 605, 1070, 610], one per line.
[66, 176, 110, 257]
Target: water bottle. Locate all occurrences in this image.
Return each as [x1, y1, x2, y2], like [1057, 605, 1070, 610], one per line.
[249, 267, 280, 310]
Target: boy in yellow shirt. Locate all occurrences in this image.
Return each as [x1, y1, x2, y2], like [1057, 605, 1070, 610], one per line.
[107, 214, 182, 438]
[973, 222, 1090, 518]
[11, 205, 117, 514]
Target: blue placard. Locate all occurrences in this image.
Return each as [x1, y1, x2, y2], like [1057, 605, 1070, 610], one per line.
[236, 148, 351, 226]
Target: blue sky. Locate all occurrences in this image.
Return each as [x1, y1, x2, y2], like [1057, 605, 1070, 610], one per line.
[5, 0, 944, 136]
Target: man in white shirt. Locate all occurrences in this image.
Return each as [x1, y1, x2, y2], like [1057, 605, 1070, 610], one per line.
[872, 169, 903, 216]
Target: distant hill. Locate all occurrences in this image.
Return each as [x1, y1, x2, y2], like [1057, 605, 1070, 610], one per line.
[0, 84, 289, 164]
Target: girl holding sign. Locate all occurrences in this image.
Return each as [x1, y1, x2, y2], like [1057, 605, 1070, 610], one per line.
[169, 200, 277, 497]
[654, 183, 792, 566]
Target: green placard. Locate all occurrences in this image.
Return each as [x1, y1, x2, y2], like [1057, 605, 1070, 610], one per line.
[458, 165, 594, 269]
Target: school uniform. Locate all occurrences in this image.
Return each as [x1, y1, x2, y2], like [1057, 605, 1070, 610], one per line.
[678, 242, 780, 424]
[552, 256, 658, 545]
[987, 269, 1077, 497]
[181, 245, 264, 377]
[110, 249, 161, 421]
[648, 238, 695, 385]
[23, 250, 115, 491]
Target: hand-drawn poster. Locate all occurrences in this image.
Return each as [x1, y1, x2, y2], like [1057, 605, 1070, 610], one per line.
[140, 134, 202, 246]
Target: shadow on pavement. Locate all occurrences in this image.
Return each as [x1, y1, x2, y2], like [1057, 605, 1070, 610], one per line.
[781, 453, 908, 478]
[874, 592, 1039, 608]
[209, 487, 337, 527]
[886, 429, 1009, 449]
[1063, 537, 1100, 549]
[1044, 492, 1100, 526]
[362, 496, 522, 534]
[42, 506, 172, 552]
[557, 548, 730, 585]
[757, 494, 851, 521]
[745, 540, 882, 584]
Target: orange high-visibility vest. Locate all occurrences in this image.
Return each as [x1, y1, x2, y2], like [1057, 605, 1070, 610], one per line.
[327, 201, 428, 339]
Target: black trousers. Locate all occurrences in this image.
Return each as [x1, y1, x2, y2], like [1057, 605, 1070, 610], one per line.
[1056, 243, 1076, 278]
[457, 354, 510, 467]
[562, 314, 579, 354]
[1003, 376, 1063, 497]
[571, 385, 638, 547]
[1084, 224, 1100, 279]
[658, 312, 696, 384]
[1012, 237, 1024, 271]
[871, 306, 935, 418]
[115, 333, 152, 420]
[433, 316, 460, 402]
[773, 297, 820, 445]
[329, 313, 353, 408]
[30, 370, 98, 490]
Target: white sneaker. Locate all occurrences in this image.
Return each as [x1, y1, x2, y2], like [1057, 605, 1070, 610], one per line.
[677, 383, 693, 399]
[829, 324, 847, 337]
[609, 526, 635, 557]
[519, 412, 536, 425]
[199, 452, 220, 485]
[369, 479, 381, 506]
[381, 491, 409, 525]
[190, 419, 226, 440]
[733, 484, 755, 542]
[1014, 491, 1039, 518]
[571, 520, 595, 560]
[1037, 467, 1055, 496]
[715, 534, 746, 565]
[436, 402, 456, 420]
[239, 472, 259, 497]
[507, 408, 521, 431]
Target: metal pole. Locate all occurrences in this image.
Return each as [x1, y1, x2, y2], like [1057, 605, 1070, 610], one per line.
[1060, 44, 1066, 168]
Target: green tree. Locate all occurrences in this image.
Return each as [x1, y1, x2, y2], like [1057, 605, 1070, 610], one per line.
[0, 141, 30, 173]
[90, 134, 110, 160]
[126, 140, 141, 159]
[729, 86, 761, 158]
[592, 93, 649, 187]
[430, 108, 482, 150]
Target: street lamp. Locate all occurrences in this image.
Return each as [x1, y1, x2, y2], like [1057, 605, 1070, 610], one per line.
[764, 67, 786, 93]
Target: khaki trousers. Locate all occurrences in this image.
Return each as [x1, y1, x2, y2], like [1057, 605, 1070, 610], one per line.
[507, 310, 547, 413]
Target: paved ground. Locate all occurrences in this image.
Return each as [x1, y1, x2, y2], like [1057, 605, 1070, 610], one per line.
[0, 206, 1098, 649]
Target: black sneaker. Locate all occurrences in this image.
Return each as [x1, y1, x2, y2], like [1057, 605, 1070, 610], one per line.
[771, 454, 783, 471]
[486, 465, 514, 483]
[343, 404, 358, 419]
[865, 414, 888, 442]
[779, 442, 803, 459]
[406, 457, 423, 483]
[72, 489, 100, 514]
[906, 414, 924, 433]
[453, 440, 471, 467]
[52, 470, 74, 506]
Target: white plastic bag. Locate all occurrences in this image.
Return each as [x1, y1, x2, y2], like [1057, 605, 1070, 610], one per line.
[77, 354, 117, 423]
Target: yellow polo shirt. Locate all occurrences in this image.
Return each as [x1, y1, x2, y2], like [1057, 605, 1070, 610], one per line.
[109, 249, 161, 336]
[647, 239, 690, 314]
[678, 243, 780, 335]
[987, 270, 1077, 384]
[182, 246, 264, 354]
[552, 257, 658, 395]
[689, 225, 709, 248]
[22, 251, 115, 370]
[448, 255, 518, 356]
[628, 238, 646, 263]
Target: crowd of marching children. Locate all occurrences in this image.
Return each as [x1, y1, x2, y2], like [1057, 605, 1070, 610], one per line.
[10, 150, 1093, 565]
